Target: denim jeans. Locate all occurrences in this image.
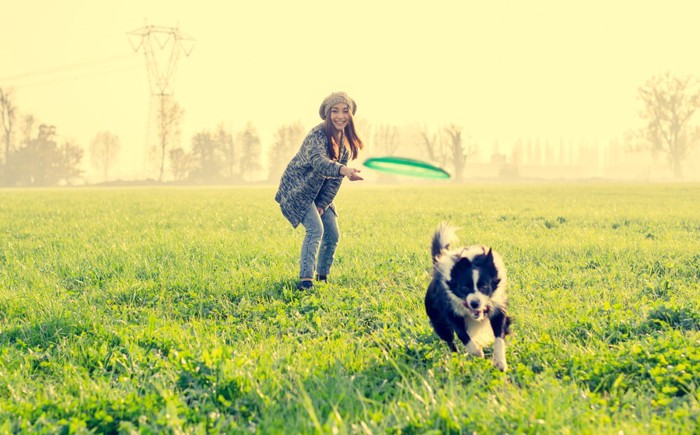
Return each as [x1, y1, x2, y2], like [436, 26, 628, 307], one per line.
[299, 202, 339, 279]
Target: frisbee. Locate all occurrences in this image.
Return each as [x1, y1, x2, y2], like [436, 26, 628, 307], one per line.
[363, 156, 450, 179]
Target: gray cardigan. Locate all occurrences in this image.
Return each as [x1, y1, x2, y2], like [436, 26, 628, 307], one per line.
[275, 123, 350, 228]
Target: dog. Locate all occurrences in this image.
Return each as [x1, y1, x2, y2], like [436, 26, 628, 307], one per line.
[424, 223, 511, 371]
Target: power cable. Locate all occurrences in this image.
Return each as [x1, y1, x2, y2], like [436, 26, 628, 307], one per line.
[4, 64, 143, 89]
[0, 54, 138, 84]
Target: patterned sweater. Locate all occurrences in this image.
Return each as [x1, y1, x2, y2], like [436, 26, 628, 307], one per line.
[275, 123, 349, 228]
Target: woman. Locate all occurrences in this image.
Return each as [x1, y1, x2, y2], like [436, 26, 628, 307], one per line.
[275, 91, 364, 290]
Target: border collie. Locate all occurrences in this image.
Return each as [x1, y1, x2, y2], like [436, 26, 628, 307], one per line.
[424, 223, 511, 371]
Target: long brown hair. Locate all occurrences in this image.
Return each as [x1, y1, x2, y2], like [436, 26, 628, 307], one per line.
[322, 112, 364, 160]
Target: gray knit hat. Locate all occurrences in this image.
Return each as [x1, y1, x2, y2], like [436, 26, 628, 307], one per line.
[319, 91, 357, 120]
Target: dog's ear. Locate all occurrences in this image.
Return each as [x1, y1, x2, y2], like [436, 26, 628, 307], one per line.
[485, 248, 497, 266]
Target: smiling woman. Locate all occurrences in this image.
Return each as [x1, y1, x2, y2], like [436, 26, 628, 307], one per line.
[274, 91, 365, 290]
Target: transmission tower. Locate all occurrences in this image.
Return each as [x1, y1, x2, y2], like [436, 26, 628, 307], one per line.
[128, 25, 194, 181]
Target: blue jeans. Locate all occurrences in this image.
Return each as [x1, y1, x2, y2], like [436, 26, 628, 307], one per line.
[299, 202, 339, 279]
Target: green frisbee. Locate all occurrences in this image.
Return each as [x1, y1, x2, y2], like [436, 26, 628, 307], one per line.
[363, 156, 451, 179]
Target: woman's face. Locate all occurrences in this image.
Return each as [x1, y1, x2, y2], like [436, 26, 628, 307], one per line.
[329, 103, 350, 132]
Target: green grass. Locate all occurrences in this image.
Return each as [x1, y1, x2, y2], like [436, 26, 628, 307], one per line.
[0, 183, 698, 433]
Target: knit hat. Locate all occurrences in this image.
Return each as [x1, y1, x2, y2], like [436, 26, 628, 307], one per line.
[319, 91, 357, 120]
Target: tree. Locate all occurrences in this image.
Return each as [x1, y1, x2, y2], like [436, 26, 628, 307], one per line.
[89, 131, 120, 182]
[375, 124, 400, 155]
[59, 139, 84, 185]
[152, 96, 183, 182]
[444, 124, 464, 181]
[189, 130, 224, 182]
[443, 124, 475, 182]
[3, 114, 36, 185]
[5, 125, 60, 186]
[267, 121, 304, 181]
[354, 118, 373, 150]
[634, 72, 700, 179]
[216, 124, 236, 180]
[26, 124, 61, 186]
[20, 114, 36, 145]
[238, 123, 261, 181]
[420, 127, 448, 168]
[2, 124, 84, 186]
[369, 123, 402, 183]
[169, 147, 192, 182]
[0, 87, 17, 165]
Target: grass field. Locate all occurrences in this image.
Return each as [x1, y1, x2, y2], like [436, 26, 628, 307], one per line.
[0, 183, 698, 433]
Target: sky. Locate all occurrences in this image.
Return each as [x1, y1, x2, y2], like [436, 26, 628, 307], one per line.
[2, 0, 700, 180]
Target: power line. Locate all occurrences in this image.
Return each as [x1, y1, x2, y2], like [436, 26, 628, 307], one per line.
[0, 54, 137, 84]
[5, 64, 143, 90]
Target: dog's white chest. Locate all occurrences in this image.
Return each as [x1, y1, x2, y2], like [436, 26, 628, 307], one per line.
[466, 318, 495, 347]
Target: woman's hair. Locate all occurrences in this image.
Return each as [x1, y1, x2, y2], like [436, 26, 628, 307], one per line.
[322, 112, 364, 160]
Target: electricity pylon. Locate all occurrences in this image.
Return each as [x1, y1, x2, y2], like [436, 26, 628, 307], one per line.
[128, 25, 194, 181]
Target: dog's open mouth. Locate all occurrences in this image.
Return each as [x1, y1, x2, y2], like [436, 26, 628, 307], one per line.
[464, 303, 491, 320]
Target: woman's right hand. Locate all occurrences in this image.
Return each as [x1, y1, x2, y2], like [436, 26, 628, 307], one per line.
[340, 166, 363, 181]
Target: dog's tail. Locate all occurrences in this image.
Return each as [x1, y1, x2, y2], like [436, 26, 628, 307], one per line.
[431, 222, 459, 263]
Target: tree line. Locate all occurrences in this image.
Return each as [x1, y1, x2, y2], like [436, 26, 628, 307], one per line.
[0, 89, 83, 187]
[2, 72, 700, 186]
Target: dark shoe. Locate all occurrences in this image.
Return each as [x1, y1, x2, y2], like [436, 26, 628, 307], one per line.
[316, 274, 328, 283]
[297, 280, 314, 290]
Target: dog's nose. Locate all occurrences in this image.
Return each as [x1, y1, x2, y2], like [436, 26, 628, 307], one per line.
[469, 300, 480, 309]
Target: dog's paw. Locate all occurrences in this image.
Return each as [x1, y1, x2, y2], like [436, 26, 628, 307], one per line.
[493, 356, 508, 372]
[465, 341, 484, 358]
[493, 337, 507, 372]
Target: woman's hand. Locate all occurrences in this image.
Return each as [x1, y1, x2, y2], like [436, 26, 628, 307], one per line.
[317, 206, 324, 216]
[340, 165, 363, 181]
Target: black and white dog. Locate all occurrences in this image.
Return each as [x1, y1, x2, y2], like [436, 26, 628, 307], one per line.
[424, 223, 511, 371]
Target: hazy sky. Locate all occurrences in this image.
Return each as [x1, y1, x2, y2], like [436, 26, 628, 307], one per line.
[3, 1, 700, 178]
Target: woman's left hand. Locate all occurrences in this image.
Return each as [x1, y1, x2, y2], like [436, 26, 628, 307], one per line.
[340, 166, 363, 181]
